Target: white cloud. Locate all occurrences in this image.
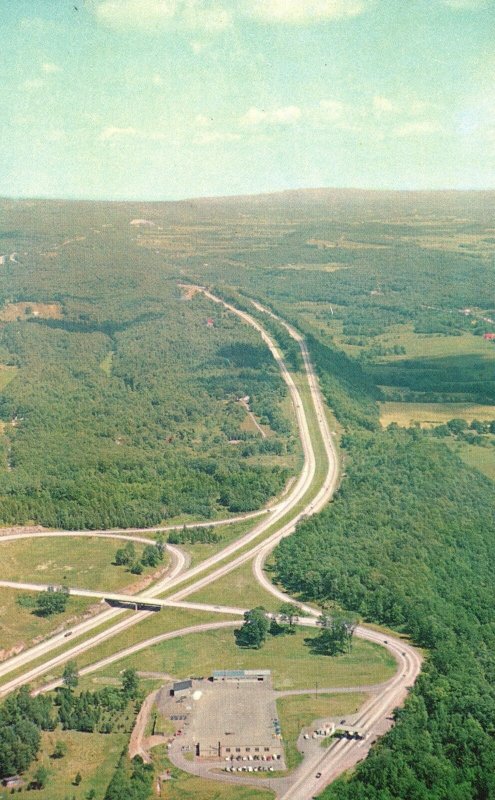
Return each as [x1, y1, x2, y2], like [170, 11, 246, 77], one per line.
[99, 126, 139, 140]
[94, 0, 370, 30]
[21, 78, 45, 91]
[194, 130, 241, 144]
[394, 120, 444, 137]
[95, 0, 176, 27]
[317, 99, 346, 121]
[191, 40, 207, 54]
[241, 105, 302, 126]
[99, 125, 167, 141]
[245, 0, 369, 23]
[241, 107, 268, 126]
[182, 0, 232, 30]
[195, 113, 213, 127]
[45, 129, 67, 143]
[442, 0, 487, 8]
[42, 62, 61, 74]
[94, 0, 231, 31]
[272, 105, 302, 123]
[373, 95, 394, 113]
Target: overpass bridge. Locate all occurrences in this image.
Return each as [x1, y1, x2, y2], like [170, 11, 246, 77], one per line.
[0, 580, 247, 616]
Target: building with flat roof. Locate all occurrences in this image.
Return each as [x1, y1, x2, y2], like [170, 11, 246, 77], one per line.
[171, 679, 192, 697]
[212, 669, 271, 682]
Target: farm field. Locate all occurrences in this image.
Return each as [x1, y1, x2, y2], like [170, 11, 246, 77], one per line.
[339, 326, 495, 362]
[379, 401, 495, 428]
[93, 627, 397, 691]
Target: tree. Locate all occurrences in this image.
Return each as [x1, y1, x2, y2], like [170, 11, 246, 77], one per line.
[73, 772, 82, 786]
[121, 668, 139, 699]
[155, 534, 166, 559]
[279, 602, 301, 632]
[114, 541, 135, 566]
[62, 661, 79, 691]
[130, 560, 143, 575]
[447, 418, 468, 435]
[469, 419, 486, 433]
[53, 739, 67, 759]
[33, 765, 49, 789]
[114, 548, 128, 566]
[312, 612, 358, 655]
[35, 587, 69, 617]
[235, 607, 270, 649]
[141, 544, 161, 567]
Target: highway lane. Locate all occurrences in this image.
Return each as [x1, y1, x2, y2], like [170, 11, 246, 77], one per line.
[0, 540, 186, 684]
[23, 620, 242, 698]
[161, 289, 338, 603]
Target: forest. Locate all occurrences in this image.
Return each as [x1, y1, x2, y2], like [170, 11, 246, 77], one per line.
[0, 202, 295, 528]
[2, 192, 495, 797]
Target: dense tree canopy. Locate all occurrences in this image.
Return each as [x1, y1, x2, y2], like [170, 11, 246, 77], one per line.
[275, 428, 495, 799]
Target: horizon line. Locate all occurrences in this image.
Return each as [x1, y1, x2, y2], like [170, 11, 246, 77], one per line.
[1, 185, 495, 204]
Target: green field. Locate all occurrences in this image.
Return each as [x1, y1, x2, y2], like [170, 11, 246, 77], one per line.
[188, 557, 281, 611]
[0, 535, 168, 591]
[277, 692, 366, 769]
[171, 517, 270, 568]
[379, 401, 495, 428]
[0, 588, 93, 654]
[339, 325, 495, 362]
[91, 626, 396, 690]
[448, 440, 495, 482]
[8, 729, 127, 800]
[0, 365, 17, 390]
[29, 608, 235, 688]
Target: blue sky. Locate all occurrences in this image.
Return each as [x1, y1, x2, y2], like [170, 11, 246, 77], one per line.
[0, 0, 494, 199]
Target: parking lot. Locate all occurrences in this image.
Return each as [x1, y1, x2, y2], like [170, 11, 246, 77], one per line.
[156, 675, 286, 770]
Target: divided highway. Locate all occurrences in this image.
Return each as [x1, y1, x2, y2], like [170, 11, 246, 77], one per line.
[0, 286, 330, 687]
[0, 289, 423, 799]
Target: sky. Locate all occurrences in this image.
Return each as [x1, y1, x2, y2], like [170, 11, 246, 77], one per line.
[0, 0, 494, 200]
